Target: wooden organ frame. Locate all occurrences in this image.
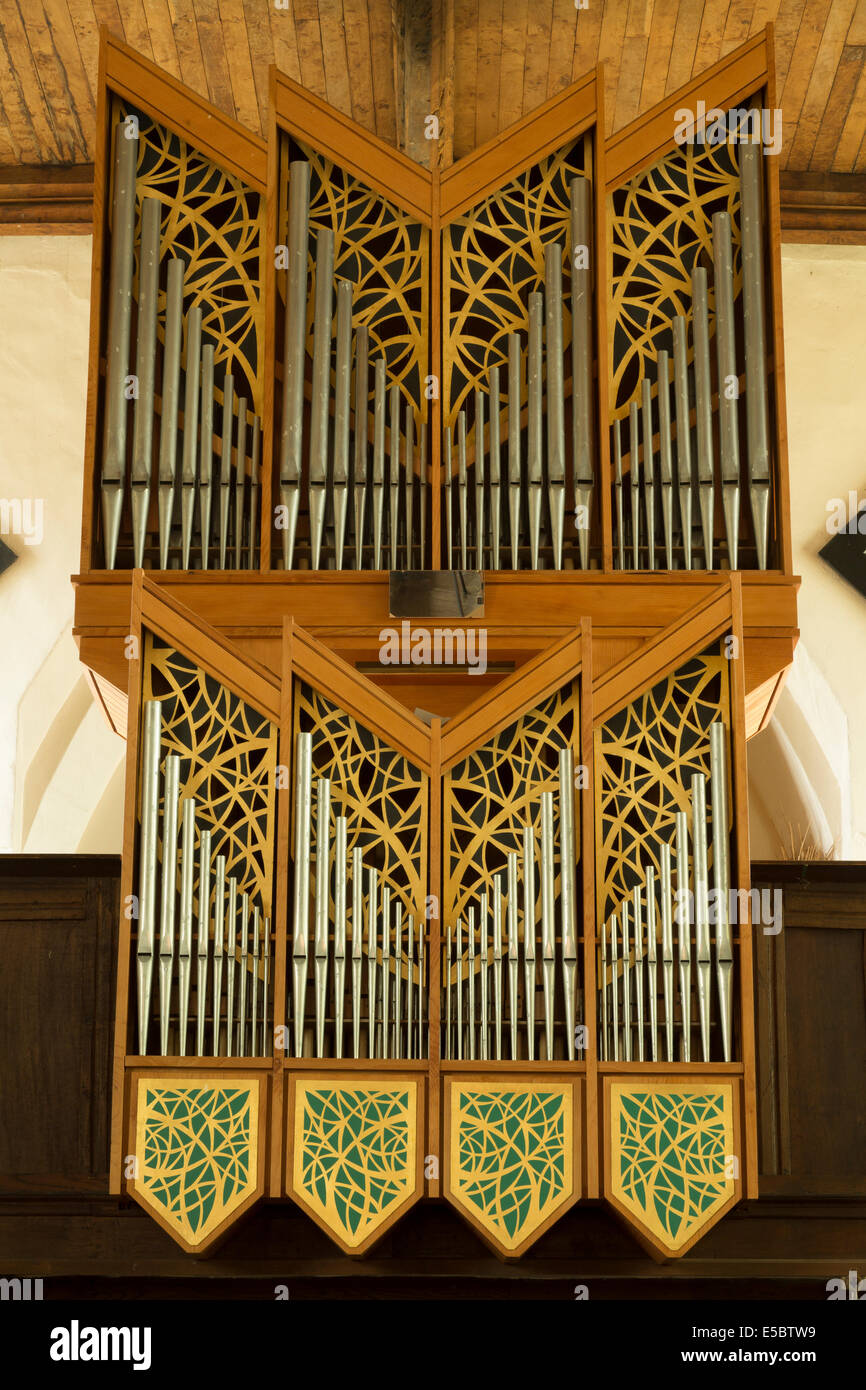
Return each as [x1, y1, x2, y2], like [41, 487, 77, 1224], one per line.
[74, 26, 798, 1260]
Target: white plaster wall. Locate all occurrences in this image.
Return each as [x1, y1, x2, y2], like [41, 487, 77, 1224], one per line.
[0, 236, 124, 854]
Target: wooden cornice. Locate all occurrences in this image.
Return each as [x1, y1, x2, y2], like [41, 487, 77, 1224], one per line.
[0, 165, 94, 233]
[778, 172, 866, 245]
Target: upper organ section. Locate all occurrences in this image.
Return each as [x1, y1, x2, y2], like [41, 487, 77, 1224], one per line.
[81, 31, 790, 580]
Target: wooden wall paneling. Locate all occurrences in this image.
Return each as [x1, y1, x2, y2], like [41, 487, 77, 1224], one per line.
[580, 617, 598, 1197]
[109, 568, 143, 1190]
[427, 717, 442, 1196]
[730, 572, 759, 1198]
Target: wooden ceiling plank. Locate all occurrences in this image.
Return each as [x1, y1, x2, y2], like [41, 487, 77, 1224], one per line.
[0, 3, 69, 161]
[318, 0, 353, 116]
[832, 54, 866, 171]
[498, 0, 528, 133]
[89, 0, 124, 39]
[693, 0, 733, 77]
[137, 0, 181, 77]
[40, 0, 95, 158]
[166, 0, 209, 97]
[808, 44, 865, 172]
[192, 0, 237, 118]
[474, 0, 503, 149]
[849, 0, 866, 45]
[639, 0, 680, 112]
[56, 0, 100, 112]
[241, 0, 276, 130]
[114, 0, 153, 60]
[0, 31, 40, 163]
[265, 0, 300, 85]
[665, 0, 705, 95]
[778, 0, 834, 128]
[453, 0, 477, 160]
[292, 0, 328, 98]
[771, 0, 806, 93]
[597, 0, 631, 133]
[721, 0, 757, 55]
[342, 0, 376, 132]
[613, 0, 654, 133]
[785, 1, 859, 168]
[572, 0, 603, 81]
[367, 0, 396, 144]
[521, 0, 550, 116]
[217, 0, 262, 133]
[545, 0, 577, 99]
[0, 94, 20, 164]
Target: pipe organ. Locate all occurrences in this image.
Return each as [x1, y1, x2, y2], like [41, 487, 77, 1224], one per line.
[75, 28, 797, 1260]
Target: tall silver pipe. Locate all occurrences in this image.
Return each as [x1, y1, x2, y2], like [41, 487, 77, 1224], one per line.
[158, 754, 180, 1056]
[600, 917, 608, 1060]
[279, 159, 310, 570]
[177, 798, 196, 1056]
[570, 176, 594, 568]
[621, 900, 632, 1061]
[541, 791, 556, 1059]
[641, 378, 655, 572]
[522, 824, 536, 1060]
[262, 917, 270, 1055]
[180, 305, 202, 568]
[467, 904, 476, 1061]
[219, 372, 234, 570]
[444, 424, 453, 566]
[633, 884, 645, 1061]
[474, 387, 486, 570]
[660, 842, 675, 1062]
[610, 912, 620, 1062]
[405, 408, 415, 569]
[419, 420, 427, 568]
[479, 891, 488, 1061]
[198, 343, 215, 569]
[492, 876, 504, 1060]
[457, 410, 468, 570]
[740, 142, 771, 569]
[675, 809, 691, 1062]
[646, 864, 658, 1062]
[248, 415, 260, 569]
[614, 419, 625, 570]
[488, 366, 501, 569]
[394, 900, 403, 1057]
[545, 242, 565, 570]
[157, 258, 184, 568]
[292, 732, 313, 1057]
[445, 926, 452, 1059]
[629, 401, 640, 569]
[406, 914, 415, 1060]
[353, 324, 369, 570]
[559, 748, 577, 1061]
[101, 122, 138, 570]
[372, 358, 385, 569]
[713, 211, 740, 568]
[657, 351, 674, 569]
[507, 333, 521, 568]
[333, 280, 352, 570]
[527, 291, 543, 570]
[389, 381, 401, 571]
[196, 828, 211, 1057]
[367, 867, 378, 1059]
[212, 854, 226, 1055]
[251, 906, 260, 1055]
[672, 316, 693, 570]
[334, 815, 347, 1059]
[381, 885, 391, 1059]
[309, 226, 334, 569]
[692, 265, 715, 568]
[238, 892, 249, 1057]
[313, 776, 331, 1057]
[131, 195, 161, 567]
[507, 851, 519, 1058]
[136, 700, 162, 1054]
[710, 722, 734, 1061]
[234, 399, 247, 569]
[692, 772, 712, 1061]
[226, 877, 237, 1057]
[351, 845, 363, 1058]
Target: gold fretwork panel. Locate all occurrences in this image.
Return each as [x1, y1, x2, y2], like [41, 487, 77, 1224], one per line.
[287, 1075, 423, 1254]
[594, 649, 731, 927]
[605, 1078, 739, 1257]
[608, 111, 756, 416]
[444, 684, 579, 929]
[295, 682, 428, 925]
[279, 136, 429, 430]
[444, 1077, 580, 1256]
[143, 633, 278, 914]
[443, 135, 591, 438]
[111, 97, 264, 415]
[130, 1074, 264, 1253]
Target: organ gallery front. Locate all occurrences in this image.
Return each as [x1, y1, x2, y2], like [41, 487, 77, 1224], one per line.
[72, 25, 798, 1261]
